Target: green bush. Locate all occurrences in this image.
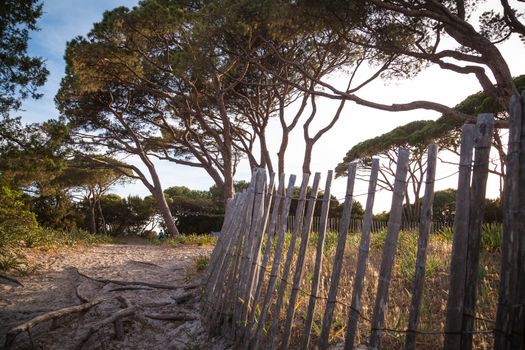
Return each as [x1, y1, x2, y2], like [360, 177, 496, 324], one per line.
[481, 223, 502, 252]
[157, 233, 217, 247]
[0, 223, 114, 272]
[195, 255, 209, 271]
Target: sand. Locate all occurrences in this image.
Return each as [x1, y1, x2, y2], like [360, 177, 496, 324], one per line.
[0, 239, 230, 350]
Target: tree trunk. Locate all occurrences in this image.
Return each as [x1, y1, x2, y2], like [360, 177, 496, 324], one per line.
[96, 199, 107, 235]
[223, 170, 235, 206]
[302, 140, 314, 175]
[143, 161, 180, 236]
[150, 186, 179, 236]
[258, 132, 274, 176]
[89, 198, 97, 235]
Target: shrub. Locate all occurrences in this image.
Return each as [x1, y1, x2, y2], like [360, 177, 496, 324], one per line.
[195, 255, 209, 271]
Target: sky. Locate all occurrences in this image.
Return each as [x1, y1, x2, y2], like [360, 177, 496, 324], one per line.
[18, 0, 525, 213]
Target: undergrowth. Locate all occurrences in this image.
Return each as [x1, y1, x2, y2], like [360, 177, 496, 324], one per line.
[0, 224, 114, 273]
[154, 233, 217, 247]
[255, 226, 500, 349]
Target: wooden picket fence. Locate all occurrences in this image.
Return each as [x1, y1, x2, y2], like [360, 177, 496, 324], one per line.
[202, 95, 525, 349]
[287, 217, 453, 234]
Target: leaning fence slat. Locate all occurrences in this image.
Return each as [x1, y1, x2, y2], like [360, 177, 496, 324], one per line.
[239, 170, 268, 341]
[232, 172, 258, 333]
[510, 92, 525, 350]
[246, 174, 285, 338]
[204, 193, 241, 311]
[251, 175, 297, 350]
[495, 94, 524, 349]
[319, 163, 357, 350]
[264, 174, 310, 350]
[506, 92, 525, 349]
[241, 172, 275, 343]
[404, 144, 438, 350]
[205, 192, 245, 314]
[461, 114, 494, 350]
[208, 191, 249, 334]
[369, 148, 410, 350]
[344, 158, 380, 350]
[444, 124, 475, 349]
[303, 170, 333, 349]
[279, 172, 321, 350]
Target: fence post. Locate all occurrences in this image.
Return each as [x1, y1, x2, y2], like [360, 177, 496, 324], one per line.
[279, 173, 321, 350]
[251, 174, 298, 350]
[206, 192, 248, 333]
[369, 148, 410, 350]
[344, 158, 380, 350]
[461, 114, 494, 349]
[264, 174, 310, 350]
[240, 172, 275, 344]
[404, 144, 438, 350]
[444, 124, 475, 349]
[318, 163, 358, 349]
[233, 170, 264, 338]
[303, 171, 334, 348]
[495, 92, 525, 349]
[246, 174, 285, 339]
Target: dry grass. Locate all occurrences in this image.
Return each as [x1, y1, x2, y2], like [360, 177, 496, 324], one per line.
[254, 229, 500, 349]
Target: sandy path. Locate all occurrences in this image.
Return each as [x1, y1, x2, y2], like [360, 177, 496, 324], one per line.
[0, 240, 229, 350]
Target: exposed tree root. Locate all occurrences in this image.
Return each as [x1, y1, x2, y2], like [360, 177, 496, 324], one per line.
[75, 284, 90, 303]
[74, 267, 196, 290]
[0, 273, 23, 287]
[107, 286, 153, 292]
[128, 260, 161, 268]
[171, 292, 194, 304]
[144, 313, 198, 322]
[3, 298, 105, 349]
[3, 263, 205, 349]
[73, 298, 136, 350]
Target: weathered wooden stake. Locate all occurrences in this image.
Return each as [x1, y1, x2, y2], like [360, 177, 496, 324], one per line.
[319, 163, 357, 350]
[251, 175, 297, 350]
[240, 170, 271, 338]
[265, 174, 310, 350]
[279, 172, 321, 350]
[495, 93, 525, 349]
[444, 124, 475, 349]
[461, 114, 494, 349]
[246, 174, 285, 339]
[344, 158, 380, 350]
[302, 170, 333, 349]
[404, 144, 438, 350]
[369, 148, 410, 350]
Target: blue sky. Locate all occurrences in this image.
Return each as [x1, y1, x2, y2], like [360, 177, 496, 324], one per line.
[15, 1, 525, 211]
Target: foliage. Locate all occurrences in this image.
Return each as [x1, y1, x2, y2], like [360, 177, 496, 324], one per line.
[481, 223, 502, 253]
[163, 186, 224, 234]
[30, 192, 82, 231]
[194, 254, 210, 271]
[432, 188, 502, 224]
[0, 179, 38, 235]
[0, 0, 48, 116]
[158, 233, 217, 247]
[92, 194, 157, 236]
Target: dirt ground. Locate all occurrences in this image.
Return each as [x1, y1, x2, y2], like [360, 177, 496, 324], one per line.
[0, 239, 230, 350]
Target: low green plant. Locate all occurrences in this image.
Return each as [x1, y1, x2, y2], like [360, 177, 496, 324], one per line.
[436, 226, 454, 243]
[0, 251, 24, 272]
[370, 229, 388, 250]
[195, 255, 209, 271]
[481, 223, 502, 252]
[160, 233, 217, 246]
